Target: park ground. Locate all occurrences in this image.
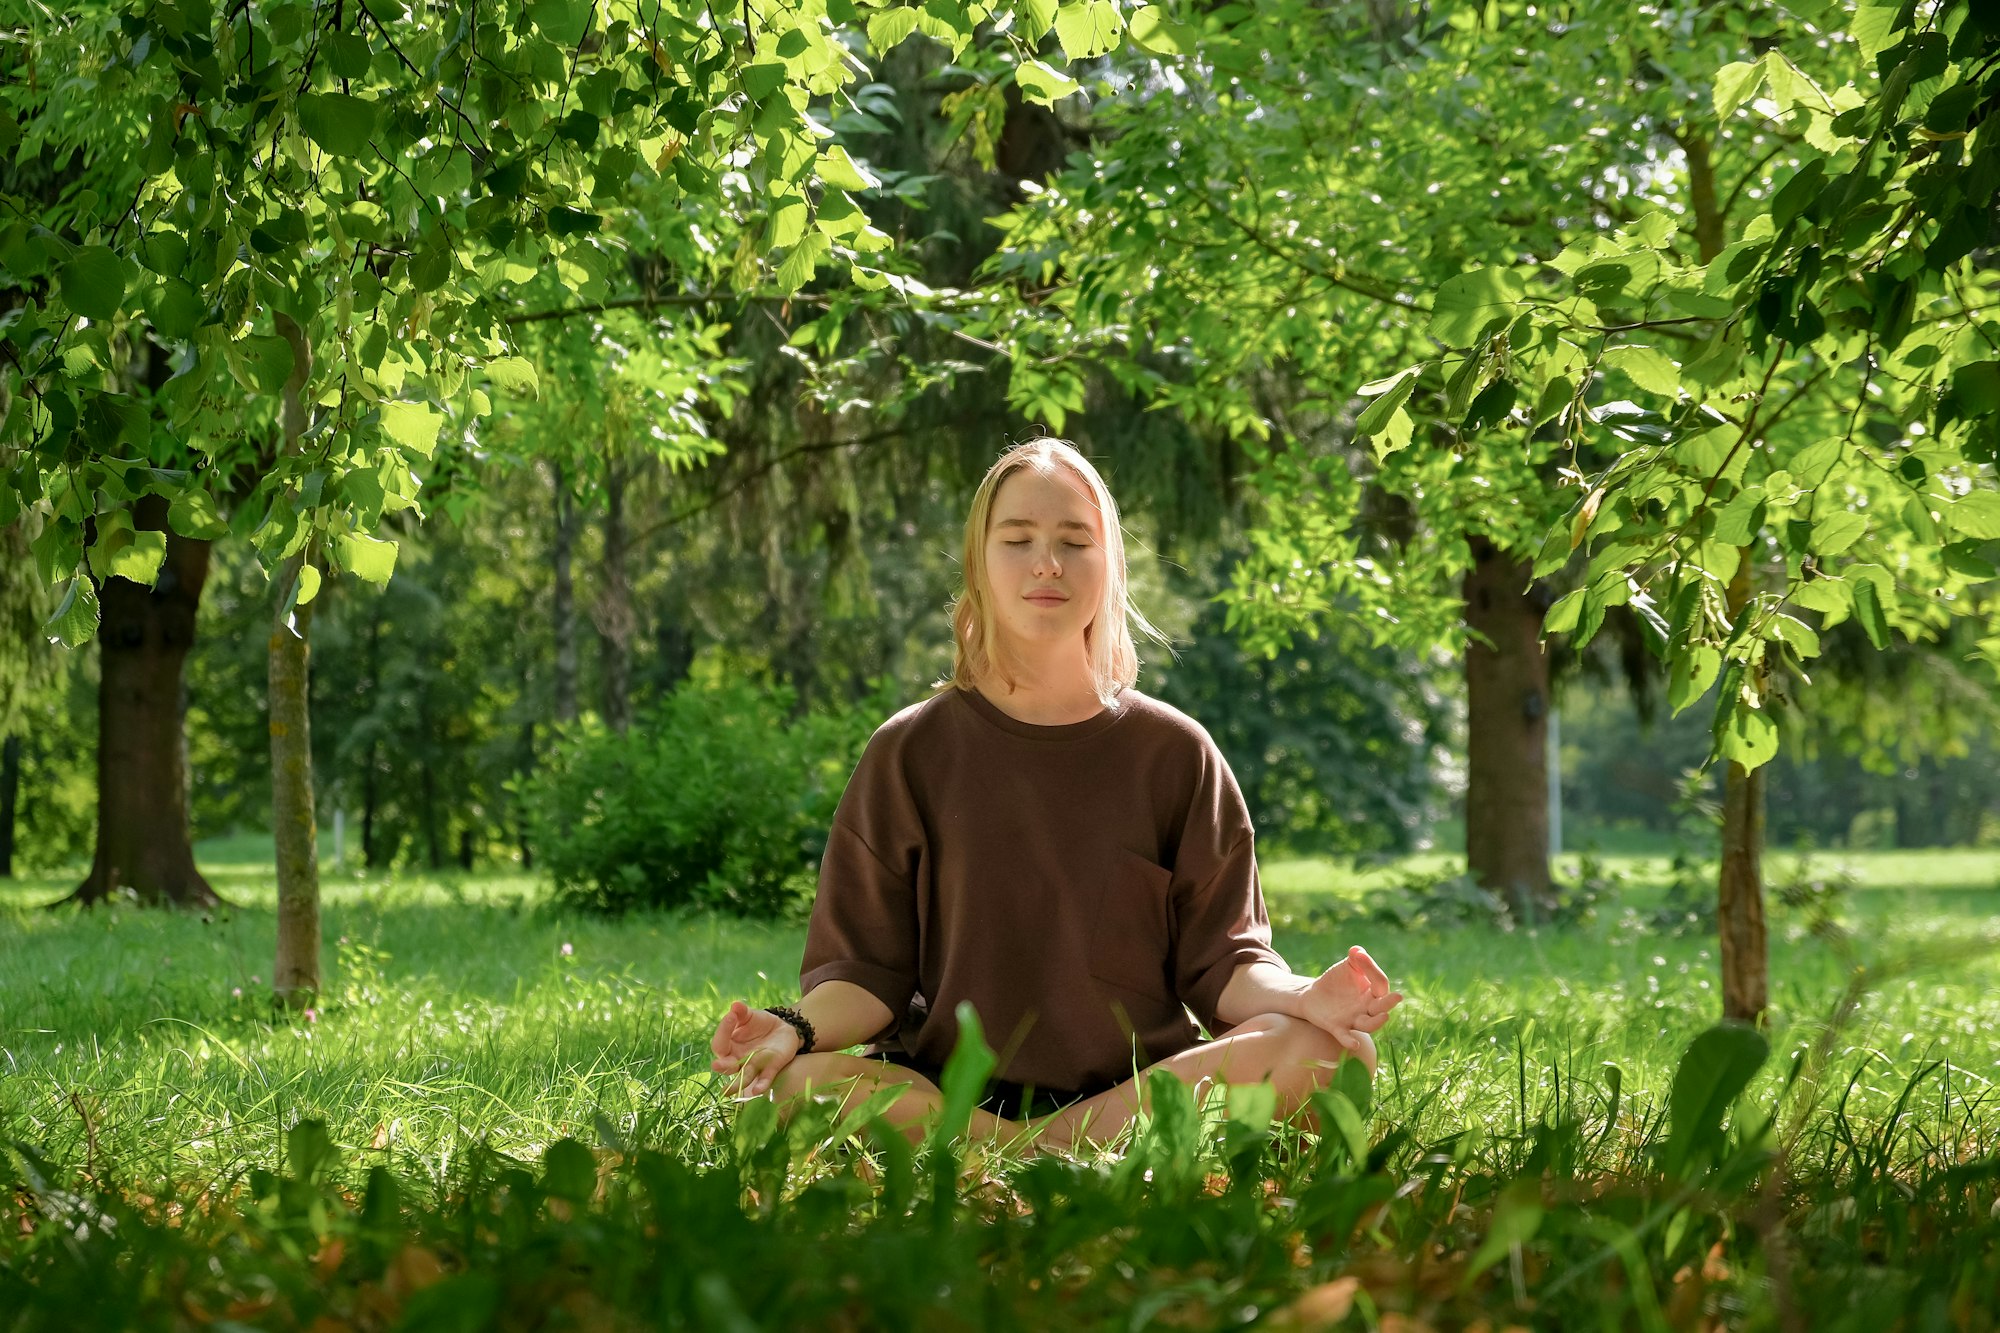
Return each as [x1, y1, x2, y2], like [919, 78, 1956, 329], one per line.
[4, 841, 1999, 1328]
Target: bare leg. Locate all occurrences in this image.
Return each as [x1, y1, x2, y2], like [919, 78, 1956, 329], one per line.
[763, 1053, 1043, 1148]
[1043, 1013, 1371, 1152]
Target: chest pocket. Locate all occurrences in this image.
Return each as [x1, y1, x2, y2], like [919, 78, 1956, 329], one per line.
[1088, 849, 1175, 998]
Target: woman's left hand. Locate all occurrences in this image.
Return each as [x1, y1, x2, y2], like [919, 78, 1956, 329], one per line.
[1299, 946, 1403, 1053]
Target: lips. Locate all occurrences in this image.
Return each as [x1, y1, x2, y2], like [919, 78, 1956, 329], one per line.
[1025, 591, 1068, 605]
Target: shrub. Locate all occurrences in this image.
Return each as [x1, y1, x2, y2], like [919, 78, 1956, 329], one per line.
[520, 673, 887, 916]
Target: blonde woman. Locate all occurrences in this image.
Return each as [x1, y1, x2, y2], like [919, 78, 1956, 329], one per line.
[709, 439, 1403, 1150]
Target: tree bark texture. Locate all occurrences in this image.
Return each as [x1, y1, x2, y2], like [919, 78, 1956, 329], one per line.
[67, 493, 218, 908]
[269, 312, 320, 1004]
[1718, 550, 1768, 1022]
[270, 579, 321, 1002]
[1462, 539, 1553, 921]
[1, 733, 19, 878]
[552, 460, 579, 725]
[595, 461, 633, 733]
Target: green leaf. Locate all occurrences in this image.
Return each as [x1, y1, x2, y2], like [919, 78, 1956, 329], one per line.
[1015, 59, 1082, 106]
[1810, 510, 1867, 557]
[742, 59, 788, 102]
[1054, 0, 1123, 60]
[58, 246, 128, 321]
[1128, 5, 1194, 54]
[146, 278, 204, 341]
[103, 530, 166, 585]
[547, 206, 602, 237]
[1353, 368, 1418, 436]
[1668, 644, 1722, 715]
[816, 146, 878, 192]
[168, 490, 229, 540]
[1018, 0, 1058, 40]
[1603, 344, 1681, 397]
[775, 232, 830, 294]
[292, 563, 322, 608]
[380, 401, 445, 458]
[768, 194, 808, 248]
[43, 574, 100, 648]
[236, 334, 298, 393]
[1463, 1181, 1543, 1283]
[1543, 588, 1587, 635]
[1663, 1024, 1769, 1180]
[482, 356, 539, 399]
[297, 92, 378, 158]
[1941, 541, 1998, 580]
[336, 532, 399, 584]
[1769, 613, 1820, 659]
[138, 230, 189, 275]
[542, 1139, 597, 1203]
[866, 7, 921, 51]
[1713, 57, 1767, 120]
[1430, 267, 1524, 346]
[1850, 573, 1890, 648]
[1947, 490, 2000, 541]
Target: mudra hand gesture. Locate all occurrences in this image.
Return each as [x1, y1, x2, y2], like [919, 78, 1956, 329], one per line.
[1300, 946, 1402, 1069]
[709, 1000, 800, 1098]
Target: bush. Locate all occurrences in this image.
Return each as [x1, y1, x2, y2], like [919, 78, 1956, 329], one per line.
[520, 673, 887, 916]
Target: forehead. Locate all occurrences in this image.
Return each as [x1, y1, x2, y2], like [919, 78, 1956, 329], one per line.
[990, 464, 1102, 532]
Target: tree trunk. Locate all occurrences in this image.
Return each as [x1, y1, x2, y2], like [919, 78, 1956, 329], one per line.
[65, 494, 219, 908]
[1462, 538, 1552, 921]
[552, 460, 580, 725]
[1, 733, 19, 878]
[1718, 551, 1768, 1022]
[596, 461, 633, 733]
[270, 313, 321, 1005]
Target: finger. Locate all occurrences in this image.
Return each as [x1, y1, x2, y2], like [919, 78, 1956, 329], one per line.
[712, 1055, 742, 1074]
[712, 1001, 749, 1056]
[1348, 945, 1391, 997]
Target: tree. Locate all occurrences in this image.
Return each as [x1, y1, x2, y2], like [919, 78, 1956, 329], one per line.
[1, 0, 1129, 995]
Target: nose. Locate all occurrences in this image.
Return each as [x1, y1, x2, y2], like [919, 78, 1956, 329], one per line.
[1033, 541, 1062, 578]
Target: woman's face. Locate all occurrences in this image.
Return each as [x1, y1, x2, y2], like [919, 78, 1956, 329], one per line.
[982, 464, 1109, 661]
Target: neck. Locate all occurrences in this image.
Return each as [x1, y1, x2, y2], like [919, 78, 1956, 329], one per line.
[976, 640, 1106, 723]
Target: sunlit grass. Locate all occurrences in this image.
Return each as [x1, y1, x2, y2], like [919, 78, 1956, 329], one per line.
[4, 843, 1998, 1194]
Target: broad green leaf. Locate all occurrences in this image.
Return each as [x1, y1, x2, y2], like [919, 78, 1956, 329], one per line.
[1850, 572, 1890, 648]
[866, 6, 920, 50]
[817, 146, 878, 191]
[1543, 587, 1587, 635]
[1054, 0, 1123, 61]
[168, 490, 229, 540]
[1603, 344, 1681, 397]
[1810, 510, 1867, 557]
[742, 59, 788, 102]
[297, 92, 378, 158]
[1430, 267, 1524, 346]
[1018, 0, 1058, 40]
[1769, 612, 1820, 659]
[482, 356, 539, 398]
[43, 574, 100, 648]
[380, 401, 445, 458]
[103, 529, 167, 585]
[1128, 5, 1194, 54]
[1668, 645, 1722, 715]
[146, 278, 204, 341]
[775, 231, 830, 294]
[767, 195, 809, 248]
[1370, 406, 1413, 461]
[58, 246, 127, 321]
[1947, 490, 2000, 540]
[1015, 59, 1082, 107]
[1663, 1024, 1769, 1180]
[336, 532, 399, 584]
[1713, 57, 1767, 120]
[292, 562, 322, 607]
[1463, 1181, 1543, 1283]
[234, 335, 298, 394]
[1353, 369, 1417, 435]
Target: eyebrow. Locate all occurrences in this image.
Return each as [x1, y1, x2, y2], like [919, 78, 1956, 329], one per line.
[995, 517, 1093, 532]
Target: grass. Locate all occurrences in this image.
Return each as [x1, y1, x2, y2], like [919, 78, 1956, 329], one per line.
[4, 843, 2000, 1328]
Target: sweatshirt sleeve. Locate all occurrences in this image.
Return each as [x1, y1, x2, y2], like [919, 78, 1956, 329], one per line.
[799, 733, 921, 1044]
[1169, 733, 1286, 1034]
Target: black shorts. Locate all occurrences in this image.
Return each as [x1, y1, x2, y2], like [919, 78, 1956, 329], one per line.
[867, 1048, 1106, 1121]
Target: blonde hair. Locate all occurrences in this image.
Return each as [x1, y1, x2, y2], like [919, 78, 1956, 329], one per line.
[945, 438, 1168, 709]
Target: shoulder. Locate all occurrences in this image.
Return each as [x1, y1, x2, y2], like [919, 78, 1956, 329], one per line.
[856, 688, 962, 762]
[1111, 688, 1221, 755]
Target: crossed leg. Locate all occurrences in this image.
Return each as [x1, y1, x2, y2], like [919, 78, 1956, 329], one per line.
[760, 1013, 1371, 1153]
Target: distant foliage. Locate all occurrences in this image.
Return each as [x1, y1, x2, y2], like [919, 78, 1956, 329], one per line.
[522, 673, 886, 916]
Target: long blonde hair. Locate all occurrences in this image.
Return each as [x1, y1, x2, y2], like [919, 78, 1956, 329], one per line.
[945, 439, 1168, 708]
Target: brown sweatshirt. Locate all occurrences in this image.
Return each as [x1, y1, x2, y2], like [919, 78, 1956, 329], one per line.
[799, 685, 1286, 1093]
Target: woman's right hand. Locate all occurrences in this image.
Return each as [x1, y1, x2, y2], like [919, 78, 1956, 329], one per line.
[709, 1000, 802, 1098]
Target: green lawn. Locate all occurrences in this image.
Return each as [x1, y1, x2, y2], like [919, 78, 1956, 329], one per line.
[4, 844, 1998, 1327]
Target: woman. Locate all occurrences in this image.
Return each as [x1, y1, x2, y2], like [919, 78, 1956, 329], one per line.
[710, 439, 1403, 1150]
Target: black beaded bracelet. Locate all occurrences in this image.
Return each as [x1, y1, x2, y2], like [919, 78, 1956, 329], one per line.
[764, 1004, 815, 1055]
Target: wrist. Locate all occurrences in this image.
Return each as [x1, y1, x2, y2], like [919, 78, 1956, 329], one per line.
[764, 1004, 815, 1055]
